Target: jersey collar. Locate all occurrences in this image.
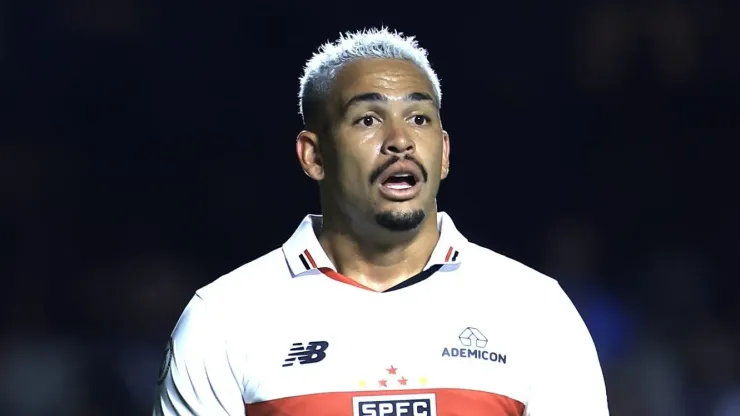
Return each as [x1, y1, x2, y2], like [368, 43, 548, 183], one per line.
[282, 212, 467, 277]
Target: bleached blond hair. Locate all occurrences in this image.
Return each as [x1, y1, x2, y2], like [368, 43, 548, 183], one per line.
[298, 27, 442, 127]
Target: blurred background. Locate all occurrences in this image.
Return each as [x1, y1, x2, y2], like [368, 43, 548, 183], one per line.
[1, 1, 738, 415]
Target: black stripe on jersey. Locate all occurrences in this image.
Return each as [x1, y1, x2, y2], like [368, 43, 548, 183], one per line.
[298, 254, 311, 270]
[452, 250, 459, 261]
[383, 264, 443, 293]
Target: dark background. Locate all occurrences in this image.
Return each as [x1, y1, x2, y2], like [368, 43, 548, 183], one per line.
[1, 1, 738, 415]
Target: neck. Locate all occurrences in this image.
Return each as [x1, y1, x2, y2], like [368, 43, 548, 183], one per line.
[317, 210, 440, 292]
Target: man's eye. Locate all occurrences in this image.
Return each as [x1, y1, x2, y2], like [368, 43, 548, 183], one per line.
[357, 116, 379, 127]
[410, 115, 430, 126]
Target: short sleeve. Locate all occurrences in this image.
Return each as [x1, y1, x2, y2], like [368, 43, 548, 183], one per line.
[153, 295, 245, 416]
[524, 282, 610, 415]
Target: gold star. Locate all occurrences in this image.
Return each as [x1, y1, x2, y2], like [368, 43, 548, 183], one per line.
[358, 380, 366, 388]
[419, 377, 428, 386]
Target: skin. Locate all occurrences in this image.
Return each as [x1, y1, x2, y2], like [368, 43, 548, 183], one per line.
[296, 58, 450, 291]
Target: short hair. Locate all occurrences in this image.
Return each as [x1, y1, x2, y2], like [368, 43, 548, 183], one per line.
[298, 27, 442, 128]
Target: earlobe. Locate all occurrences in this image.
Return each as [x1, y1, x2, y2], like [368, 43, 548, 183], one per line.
[441, 130, 451, 180]
[296, 130, 325, 181]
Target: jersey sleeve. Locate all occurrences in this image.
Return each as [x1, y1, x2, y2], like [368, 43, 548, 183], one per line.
[153, 295, 245, 416]
[524, 282, 610, 416]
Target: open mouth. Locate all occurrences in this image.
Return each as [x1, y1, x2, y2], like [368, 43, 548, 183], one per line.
[382, 173, 418, 190]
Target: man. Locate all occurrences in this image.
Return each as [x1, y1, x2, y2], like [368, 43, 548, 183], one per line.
[153, 28, 609, 416]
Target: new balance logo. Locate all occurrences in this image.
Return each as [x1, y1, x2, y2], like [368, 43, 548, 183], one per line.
[282, 341, 329, 367]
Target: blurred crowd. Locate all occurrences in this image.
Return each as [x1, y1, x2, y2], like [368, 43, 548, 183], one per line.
[2, 1, 738, 415]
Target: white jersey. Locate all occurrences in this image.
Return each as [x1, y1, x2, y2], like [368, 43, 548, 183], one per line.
[153, 212, 609, 416]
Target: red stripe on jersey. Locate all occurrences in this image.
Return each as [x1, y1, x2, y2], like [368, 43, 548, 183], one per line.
[246, 388, 524, 416]
[303, 249, 318, 268]
[444, 246, 454, 262]
[320, 267, 376, 292]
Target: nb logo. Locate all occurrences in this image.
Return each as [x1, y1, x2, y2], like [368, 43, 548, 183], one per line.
[282, 341, 329, 367]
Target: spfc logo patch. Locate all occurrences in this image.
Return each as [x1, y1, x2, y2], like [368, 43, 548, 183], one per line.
[353, 393, 437, 416]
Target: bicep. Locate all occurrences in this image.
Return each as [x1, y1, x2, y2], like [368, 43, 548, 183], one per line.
[525, 283, 609, 416]
[153, 295, 245, 416]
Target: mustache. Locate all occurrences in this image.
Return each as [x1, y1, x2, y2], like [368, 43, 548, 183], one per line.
[369, 155, 429, 185]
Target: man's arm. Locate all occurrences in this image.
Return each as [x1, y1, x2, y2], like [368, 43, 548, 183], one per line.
[524, 282, 609, 415]
[153, 295, 245, 416]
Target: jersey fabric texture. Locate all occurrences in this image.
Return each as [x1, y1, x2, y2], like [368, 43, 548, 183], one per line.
[153, 212, 609, 416]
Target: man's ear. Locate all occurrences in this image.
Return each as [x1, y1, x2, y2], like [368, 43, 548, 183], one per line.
[296, 130, 324, 181]
[441, 130, 450, 180]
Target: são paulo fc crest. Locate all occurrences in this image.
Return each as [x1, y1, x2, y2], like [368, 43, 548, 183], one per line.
[157, 337, 173, 385]
[353, 393, 437, 416]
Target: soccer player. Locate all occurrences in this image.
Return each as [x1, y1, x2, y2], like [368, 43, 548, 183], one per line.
[153, 28, 609, 416]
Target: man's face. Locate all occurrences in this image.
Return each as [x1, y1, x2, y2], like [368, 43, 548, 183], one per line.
[310, 58, 450, 231]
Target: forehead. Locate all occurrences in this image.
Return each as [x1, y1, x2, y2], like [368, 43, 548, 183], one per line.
[332, 59, 436, 103]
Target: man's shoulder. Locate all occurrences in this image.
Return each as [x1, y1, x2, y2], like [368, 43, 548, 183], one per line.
[169, 247, 297, 345]
[194, 246, 291, 307]
[463, 241, 561, 295]
[461, 242, 575, 328]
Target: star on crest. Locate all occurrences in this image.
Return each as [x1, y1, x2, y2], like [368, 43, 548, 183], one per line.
[357, 365, 427, 390]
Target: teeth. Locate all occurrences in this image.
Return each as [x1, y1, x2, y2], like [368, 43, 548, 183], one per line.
[386, 183, 412, 189]
[392, 173, 412, 177]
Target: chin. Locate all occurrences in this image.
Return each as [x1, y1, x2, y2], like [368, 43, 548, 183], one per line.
[374, 209, 426, 232]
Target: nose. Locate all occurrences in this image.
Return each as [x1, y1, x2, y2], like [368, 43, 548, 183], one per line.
[381, 124, 415, 156]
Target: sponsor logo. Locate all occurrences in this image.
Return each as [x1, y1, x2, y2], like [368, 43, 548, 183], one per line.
[353, 393, 437, 416]
[441, 327, 507, 364]
[282, 341, 329, 367]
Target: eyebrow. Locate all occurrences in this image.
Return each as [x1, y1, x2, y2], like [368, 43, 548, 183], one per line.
[341, 92, 435, 113]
